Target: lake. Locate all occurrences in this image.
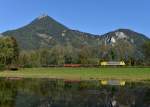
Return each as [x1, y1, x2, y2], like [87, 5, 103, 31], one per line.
[0, 78, 149, 107]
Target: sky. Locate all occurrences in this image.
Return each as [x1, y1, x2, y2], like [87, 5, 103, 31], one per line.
[0, 0, 150, 38]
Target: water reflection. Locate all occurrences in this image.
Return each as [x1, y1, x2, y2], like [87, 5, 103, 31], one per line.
[0, 78, 149, 107]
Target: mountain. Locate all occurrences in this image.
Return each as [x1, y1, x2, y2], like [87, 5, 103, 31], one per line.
[0, 34, 3, 37]
[99, 29, 149, 60]
[101, 29, 148, 46]
[2, 15, 149, 61]
[2, 15, 100, 50]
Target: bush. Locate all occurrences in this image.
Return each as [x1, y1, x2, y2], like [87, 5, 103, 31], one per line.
[24, 64, 33, 68]
[0, 64, 5, 71]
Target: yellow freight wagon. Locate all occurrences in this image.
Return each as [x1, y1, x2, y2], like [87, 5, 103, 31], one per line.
[101, 80, 126, 86]
[100, 61, 125, 66]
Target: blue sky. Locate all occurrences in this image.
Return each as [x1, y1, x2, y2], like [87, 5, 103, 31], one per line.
[0, 0, 150, 37]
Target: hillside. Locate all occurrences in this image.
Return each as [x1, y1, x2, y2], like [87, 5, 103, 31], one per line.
[3, 15, 100, 50]
[2, 15, 149, 63]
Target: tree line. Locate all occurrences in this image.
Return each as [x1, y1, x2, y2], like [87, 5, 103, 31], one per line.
[0, 37, 150, 70]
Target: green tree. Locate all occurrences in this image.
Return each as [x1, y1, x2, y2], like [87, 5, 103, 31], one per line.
[110, 50, 115, 61]
[11, 37, 19, 64]
[78, 45, 92, 64]
[142, 41, 150, 65]
[49, 45, 65, 65]
[19, 51, 30, 67]
[64, 55, 72, 64]
[0, 37, 19, 66]
[39, 49, 51, 66]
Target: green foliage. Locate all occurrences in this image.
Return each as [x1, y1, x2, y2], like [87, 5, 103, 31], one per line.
[0, 64, 5, 71]
[0, 37, 19, 67]
[24, 64, 33, 68]
[110, 50, 115, 61]
[64, 55, 72, 64]
[11, 37, 19, 63]
[0, 36, 147, 67]
[142, 40, 150, 64]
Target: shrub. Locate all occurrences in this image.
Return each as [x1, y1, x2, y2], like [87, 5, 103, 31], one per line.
[24, 64, 33, 68]
[0, 64, 5, 71]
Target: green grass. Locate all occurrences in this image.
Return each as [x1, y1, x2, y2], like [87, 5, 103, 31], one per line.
[0, 67, 150, 81]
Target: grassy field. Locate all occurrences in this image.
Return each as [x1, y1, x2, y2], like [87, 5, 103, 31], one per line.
[0, 67, 150, 81]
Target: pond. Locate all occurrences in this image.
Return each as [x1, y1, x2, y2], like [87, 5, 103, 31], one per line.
[0, 78, 149, 107]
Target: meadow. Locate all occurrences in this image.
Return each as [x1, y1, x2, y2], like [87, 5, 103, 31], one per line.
[0, 67, 149, 81]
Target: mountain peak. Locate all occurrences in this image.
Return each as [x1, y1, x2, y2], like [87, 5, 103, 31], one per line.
[116, 28, 135, 33]
[29, 14, 68, 31]
[37, 14, 49, 20]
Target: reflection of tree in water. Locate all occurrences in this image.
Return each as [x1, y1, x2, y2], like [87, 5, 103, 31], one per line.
[0, 79, 149, 107]
[0, 79, 17, 107]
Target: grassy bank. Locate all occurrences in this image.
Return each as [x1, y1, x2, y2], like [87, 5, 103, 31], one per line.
[0, 67, 150, 81]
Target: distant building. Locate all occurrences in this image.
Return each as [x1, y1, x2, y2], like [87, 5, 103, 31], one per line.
[100, 61, 125, 66]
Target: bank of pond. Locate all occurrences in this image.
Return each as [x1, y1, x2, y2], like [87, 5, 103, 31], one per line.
[1, 63, 150, 72]
[0, 78, 149, 107]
